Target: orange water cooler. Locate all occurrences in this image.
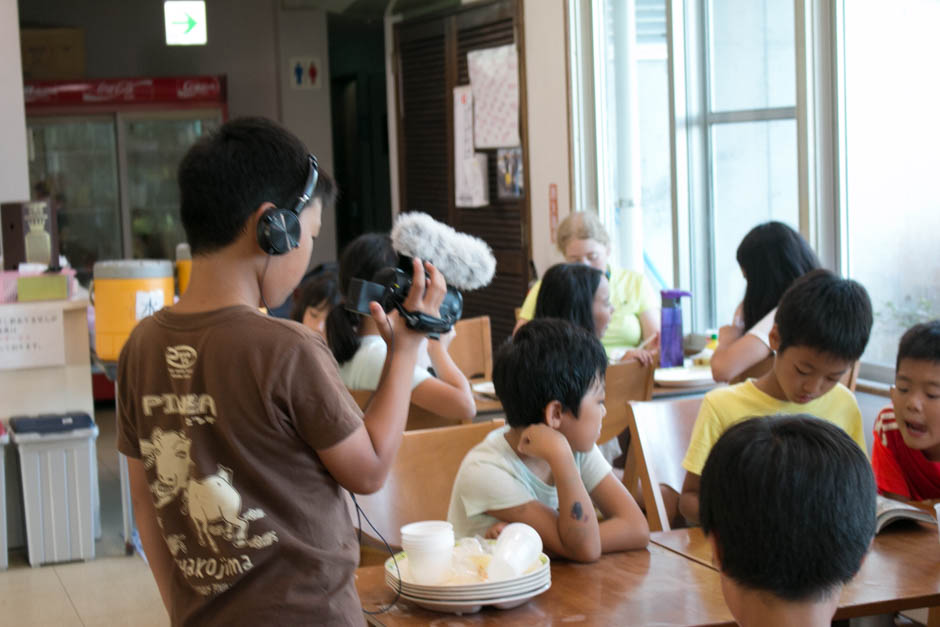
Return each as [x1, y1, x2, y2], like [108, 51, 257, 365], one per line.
[92, 260, 173, 361]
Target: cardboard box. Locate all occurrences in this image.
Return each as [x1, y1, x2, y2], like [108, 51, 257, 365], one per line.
[16, 274, 69, 302]
[20, 28, 86, 80]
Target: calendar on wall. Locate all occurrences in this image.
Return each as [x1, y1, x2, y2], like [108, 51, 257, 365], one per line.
[0, 304, 66, 370]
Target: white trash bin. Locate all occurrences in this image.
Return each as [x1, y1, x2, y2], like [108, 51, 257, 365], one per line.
[10, 413, 99, 567]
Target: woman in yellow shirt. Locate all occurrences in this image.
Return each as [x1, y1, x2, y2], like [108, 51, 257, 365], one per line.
[515, 211, 659, 363]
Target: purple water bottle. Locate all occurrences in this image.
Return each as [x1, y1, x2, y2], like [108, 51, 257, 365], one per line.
[660, 289, 692, 368]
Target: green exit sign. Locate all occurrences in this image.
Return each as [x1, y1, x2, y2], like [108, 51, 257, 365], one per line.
[164, 1, 207, 46]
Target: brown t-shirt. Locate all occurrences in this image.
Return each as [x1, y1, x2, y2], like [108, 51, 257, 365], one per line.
[117, 305, 365, 626]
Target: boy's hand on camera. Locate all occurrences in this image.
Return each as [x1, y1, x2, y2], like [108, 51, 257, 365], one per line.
[371, 257, 447, 349]
[403, 257, 446, 318]
[518, 424, 572, 466]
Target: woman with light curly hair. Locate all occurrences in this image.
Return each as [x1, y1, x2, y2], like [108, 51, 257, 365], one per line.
[515, 211, 659, 365]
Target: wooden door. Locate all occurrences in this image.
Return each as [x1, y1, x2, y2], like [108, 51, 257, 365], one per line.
[394, 0, 530, 348]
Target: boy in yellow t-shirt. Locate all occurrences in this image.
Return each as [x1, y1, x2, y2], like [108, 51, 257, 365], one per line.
[679, 269, 873, 524]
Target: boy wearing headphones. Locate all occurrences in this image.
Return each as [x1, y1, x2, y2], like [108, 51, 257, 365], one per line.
[117, 117, 445, 626]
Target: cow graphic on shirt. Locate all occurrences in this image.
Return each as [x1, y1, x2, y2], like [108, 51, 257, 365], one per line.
[140, 428, 278, 554]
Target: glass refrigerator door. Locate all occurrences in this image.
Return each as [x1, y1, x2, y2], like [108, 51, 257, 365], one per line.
[120, 111, 222, 261]
[26, 116, 122, 285]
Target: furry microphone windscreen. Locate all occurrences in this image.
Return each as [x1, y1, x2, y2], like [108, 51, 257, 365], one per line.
[391, 212, 496, 291]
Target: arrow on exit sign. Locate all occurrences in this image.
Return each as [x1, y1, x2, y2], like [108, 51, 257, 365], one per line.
[164, 1, 207, 46]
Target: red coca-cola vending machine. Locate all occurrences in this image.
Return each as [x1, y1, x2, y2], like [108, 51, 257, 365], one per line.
[24, 76, 227, 284]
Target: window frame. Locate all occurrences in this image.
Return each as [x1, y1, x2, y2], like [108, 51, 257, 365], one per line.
[570, 0, 897, 383]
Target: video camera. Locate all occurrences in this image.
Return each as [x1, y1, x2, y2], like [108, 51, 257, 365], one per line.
[346, 255, 463, 336]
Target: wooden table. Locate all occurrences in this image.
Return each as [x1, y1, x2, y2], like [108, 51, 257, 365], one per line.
[652, 382, 717, 398]
[473, 393, 503, 415]
[651, 525, 940, 622]
[355, 543, 735, 626]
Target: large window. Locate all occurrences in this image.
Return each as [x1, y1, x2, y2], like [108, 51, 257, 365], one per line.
[569, 0, 674, 289]
[841, 0, 940, 367]
[572, 0, 939, 378]
[704, 0, 797, 328]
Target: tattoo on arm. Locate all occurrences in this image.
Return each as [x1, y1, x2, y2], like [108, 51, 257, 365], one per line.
[570, 501, 584, 521]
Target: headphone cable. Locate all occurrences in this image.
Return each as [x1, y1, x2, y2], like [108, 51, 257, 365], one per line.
[259, 255, 271, 313]
[353, 491, 402, 615]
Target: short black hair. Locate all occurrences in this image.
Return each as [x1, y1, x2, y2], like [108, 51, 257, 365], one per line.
[494, 318, 607, 428]
[178, 117, 337, 255]
[897, 320, 940, 369]
[736, 221, 820, 331]
[290, 268, 341, 323]
[774, 269, 873, 360]
[534, 263, 604, 336]
[700, 414, 875, 602]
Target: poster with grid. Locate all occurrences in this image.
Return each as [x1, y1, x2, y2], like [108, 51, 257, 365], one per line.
[467, 44, 520, 149]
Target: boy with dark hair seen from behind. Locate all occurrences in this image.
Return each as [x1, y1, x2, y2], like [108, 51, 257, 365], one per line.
[872, 320, 940, 499]
[117, 117, 447, 626]
[447, 318, 649, 562]
[700, 414, 876, 627]
[680, 268, 873, 523]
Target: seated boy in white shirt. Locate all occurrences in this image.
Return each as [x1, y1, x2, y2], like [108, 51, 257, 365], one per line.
[447, 318, 649, 562]
[700, 414, 875, 627]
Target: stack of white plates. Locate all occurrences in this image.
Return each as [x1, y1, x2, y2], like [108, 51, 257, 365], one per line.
[384, 551, 551, 614]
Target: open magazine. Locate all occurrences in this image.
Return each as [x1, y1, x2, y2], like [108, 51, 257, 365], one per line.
[876, 495, 938, 533]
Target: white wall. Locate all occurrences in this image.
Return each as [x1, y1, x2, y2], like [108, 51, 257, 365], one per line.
[18, 0, 281, 120]
[0, 0, 29, 205]
[16, 0, 337, 260]
[276, 6, 336, 265]
[522, 0, 571, 277]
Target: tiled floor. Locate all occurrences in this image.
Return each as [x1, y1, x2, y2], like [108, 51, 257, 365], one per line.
[1, 403, 168, 627]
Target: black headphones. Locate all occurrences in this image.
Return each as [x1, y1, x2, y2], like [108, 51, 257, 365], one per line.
[257, 154, 319, 255]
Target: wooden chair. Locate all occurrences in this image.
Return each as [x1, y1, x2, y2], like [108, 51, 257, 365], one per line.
[842, 360, 861, 392]
[596, 357, 656, 446]
[448, 315, 493, 382]
[626, 398, 703, 532]
[730, 356, 861, 392]
[348, 419, 505, 549]
[347, 388, 467, 430]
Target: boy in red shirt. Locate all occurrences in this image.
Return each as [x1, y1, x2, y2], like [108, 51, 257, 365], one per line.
[872, 320, 940, 499]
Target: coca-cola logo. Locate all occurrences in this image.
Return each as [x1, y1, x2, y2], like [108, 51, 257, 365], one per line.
[82, 80, 153, 103]
[177, 79, 218, 100]
[24, 85, 59, 103]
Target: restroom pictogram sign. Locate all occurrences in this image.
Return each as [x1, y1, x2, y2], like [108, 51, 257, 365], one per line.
[289, 57, 321, 90]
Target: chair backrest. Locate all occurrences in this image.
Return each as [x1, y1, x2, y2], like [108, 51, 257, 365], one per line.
[730, 356, 860, 391]
[349, 419, 506, 548]
[843, 360, 860, 392]
[627, 398, 702, 532]
[347, 388, 467, 430]
[448, 315, 493, 382]
[597, 357, 656, 446]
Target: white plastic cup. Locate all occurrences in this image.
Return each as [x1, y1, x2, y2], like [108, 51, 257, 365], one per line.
[400, 521, 454, 585]
[486, 522, 543, 582]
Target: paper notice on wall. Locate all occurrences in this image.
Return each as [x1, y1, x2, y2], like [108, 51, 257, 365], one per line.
[0, 304, 65, 370]
[467, 44, 520, 149]
[454, 86, 489, 207]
